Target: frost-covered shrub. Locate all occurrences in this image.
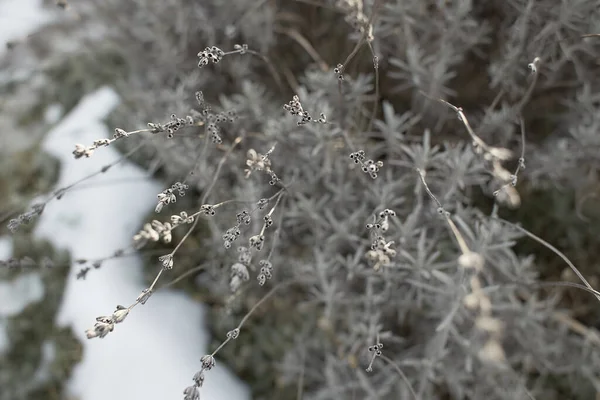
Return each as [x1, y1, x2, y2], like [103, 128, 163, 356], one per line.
[6, 0, 600, 399]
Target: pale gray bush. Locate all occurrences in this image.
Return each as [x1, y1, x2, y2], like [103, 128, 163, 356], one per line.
[6, 0, 600, 399]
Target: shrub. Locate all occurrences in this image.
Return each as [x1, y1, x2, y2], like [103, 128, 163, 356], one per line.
[6, 0, 600, 399]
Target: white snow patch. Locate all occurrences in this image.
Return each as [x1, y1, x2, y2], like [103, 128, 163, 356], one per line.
[0, 236, 12, 259]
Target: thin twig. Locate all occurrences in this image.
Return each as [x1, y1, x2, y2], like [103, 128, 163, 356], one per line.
[491, 217, 600, 303]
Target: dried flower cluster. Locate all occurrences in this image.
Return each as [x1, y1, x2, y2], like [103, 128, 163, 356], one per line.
[85, 305, 130, 339]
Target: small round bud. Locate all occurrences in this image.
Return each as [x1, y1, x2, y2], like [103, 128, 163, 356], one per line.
[226, 328, 240, 339]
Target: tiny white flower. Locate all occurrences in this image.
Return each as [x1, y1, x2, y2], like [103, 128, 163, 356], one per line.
[159, 254, 174, 269]
[230, 262, 250, 281]
[112, 305, 129, 323]
[183, 385, 200, 400]
[200, 354, 216, 370]
[136, 288, 152, 305]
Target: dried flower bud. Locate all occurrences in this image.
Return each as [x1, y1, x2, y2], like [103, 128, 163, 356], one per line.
[458, 251, 484, 270]
[226, 328, 240, 339]
[200, 354, 216, 370]
[159, 254, 174, 269]
[249, 234, 265, 250]
[183, 385, 200, 400]
[193, 370, 205, 387]
[200, 204, 216, 216]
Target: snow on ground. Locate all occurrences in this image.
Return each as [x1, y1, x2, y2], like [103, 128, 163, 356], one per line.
[34, 87, 249, 400]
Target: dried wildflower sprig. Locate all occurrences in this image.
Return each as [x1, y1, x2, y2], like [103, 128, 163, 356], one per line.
[244, 145, 280, 185]
[6, 144, 144, 233]
[334, 0, 382, 140]
[3, 245, 212, 278]
[248, 191, 284, 251]
[334, 0, 381, 136]
[73, 114, 194, 159]
[365, 336, 383, 372]
[334, 0, 382, 78]
[424, 58, 540, 207]
[88, 138, 243, 339]
[189, 278, 309, 399]
[336, 0, 374, 41]
[516, 57, 541, 112]
[192, 91, 239, 145]
[7, 204, 45, 233]
[349, 150, 383, 179]
[229, 246, 252, 292]
[85, 270, 154, 339]
[197, 44, 285, 93]
[365, 208, 397, 270]
[417, 169, 506, 364]
[222, 190, 284, 249]
[146, 113, 193, 138]
[76, 245, 228, 280]
[155, 181, 190, 213]
[435, 97, 513, 164]
[197, 44, 248, 67]
[376, 352, 418, 400]
[85, 305, 130, 339]
[133, 200, 235, 249]
[257, 195, 286, 286]
[283, 95, 327, 126]
[0, 255, 54, 269]
[493, 118, 527, 206]
[483, 58, 539, 206]
[150, 135, 244, 253]
[416, 168, 482, 269]
[2, 245, 147, 276]
[492, 217, 600, 303]
[153, 136, 244, 266]
[420, 91, 518, 206]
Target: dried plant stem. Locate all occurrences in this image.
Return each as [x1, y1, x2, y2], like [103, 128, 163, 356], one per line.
[365, 40, 380, 136]
[415, 168, 470, 255]
[380, 354, 418, 400]
[492, 217, 600, 303]
[172, 136, 244, 258]
[340, 0, 383, 68]
[275, 27, 328, 71]
[209, 277, 312, 358]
